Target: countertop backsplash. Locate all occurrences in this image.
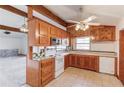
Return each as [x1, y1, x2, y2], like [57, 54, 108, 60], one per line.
[32, 45, 69, 60]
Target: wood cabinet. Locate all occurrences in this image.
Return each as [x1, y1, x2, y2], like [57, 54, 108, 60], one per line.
[28, 18, 50, 46]
[28, 18, 69, 46]
[26, 58, 55, 87]
[28, 19, 40, 46]
[39, 36, 50, 46]
[89, 56, 99, 71]
[64, 54, 99, 72]
[41, 58, 55, 86]
[69, 54, 77, 67]
[64, 55, 70, 69]
[67, 25, 115, 41]
[99, 26, 115, 41]
[90, 26, 100, 41]
[39, 21, 50, 36]
[90, 26, 115, 42]
[50, 26, 58, 37]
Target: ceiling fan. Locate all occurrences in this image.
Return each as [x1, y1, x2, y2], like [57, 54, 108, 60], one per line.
[66, 8, 100, 31]
[20, 17, 28, 33]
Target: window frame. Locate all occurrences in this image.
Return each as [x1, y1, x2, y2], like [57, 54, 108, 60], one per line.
[75, 37, 91, 50]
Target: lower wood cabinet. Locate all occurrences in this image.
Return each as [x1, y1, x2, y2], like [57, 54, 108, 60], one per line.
[64, 55, 70, 69]
[41, 58, 55, 86]
[26, 58, 55, 87]
[64, 54, 99, 72]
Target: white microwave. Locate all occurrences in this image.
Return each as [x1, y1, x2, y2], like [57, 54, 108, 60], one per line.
[51, 38, 61, 45]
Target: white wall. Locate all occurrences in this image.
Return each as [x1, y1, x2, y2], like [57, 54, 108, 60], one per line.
[0, 36, 27, 55]
[91, 42, 116, 52]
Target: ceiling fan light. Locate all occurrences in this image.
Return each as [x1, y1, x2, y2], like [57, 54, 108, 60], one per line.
[75, 24, 80, 31]
[75, 26, 79, 31]
[83, 28, 86, 31]
[20, 24, 28, 32]
[85, 24, 89, 29]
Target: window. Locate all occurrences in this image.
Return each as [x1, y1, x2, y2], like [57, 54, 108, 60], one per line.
[75, 37, 90, 50]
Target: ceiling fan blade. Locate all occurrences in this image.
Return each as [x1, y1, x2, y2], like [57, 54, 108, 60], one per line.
[66, 20, 80, 24]
[81, 16, 97, 23]
[87, 22, 100, 26]
[67, 24, 76, 28]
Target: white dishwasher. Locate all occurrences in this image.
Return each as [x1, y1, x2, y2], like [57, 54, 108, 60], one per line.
[55, 55, 64, 78]
[99, 57, 115, 75]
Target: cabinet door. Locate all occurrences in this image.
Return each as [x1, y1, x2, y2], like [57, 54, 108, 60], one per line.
[50, 26, 58, 37]
[83, 56, 90, 69]
[90, 27, 100, 42]
[70, 54, 77, 67]
[41, 58, 55, 85]
[89, 56, 99, 71]
[77, 55, 83, 68]
[61, 30, 67, 38]
[40, 36, 50, 46]
[64, 55, 69, 69]
[28, 19, 40, 46]
[39, 21, 50, 36]
[99, 26, 115, 41]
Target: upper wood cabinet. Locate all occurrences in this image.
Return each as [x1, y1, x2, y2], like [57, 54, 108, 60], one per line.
[67, 26, 90, 37]
[67, 25, 115, 41]
[50, 27, 68, 38]
[28, 18, 50, 46]
[90, 26, 100, 41]
[50, 26, 58, 37]
[90, 26, 115, 42]
[28, 19, 40, 46]
[28, 18, 69, 46]
[99, 26, 115, 41]
[39, 21, 50, 37]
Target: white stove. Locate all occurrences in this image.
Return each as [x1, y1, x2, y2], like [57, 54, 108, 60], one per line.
[55, 55, 64, 78]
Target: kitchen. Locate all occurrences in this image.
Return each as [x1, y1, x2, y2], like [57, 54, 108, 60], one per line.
[0, 5, 124, 87]
[26, 5, 123, 87]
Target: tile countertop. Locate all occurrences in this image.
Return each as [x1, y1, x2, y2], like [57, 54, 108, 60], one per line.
[62, 51, 117, 58]
[32, 56, 55, 61]
[33, 51, 117, 61]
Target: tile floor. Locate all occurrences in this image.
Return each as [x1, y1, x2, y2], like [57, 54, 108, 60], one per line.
[45, 67, 123, 87]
